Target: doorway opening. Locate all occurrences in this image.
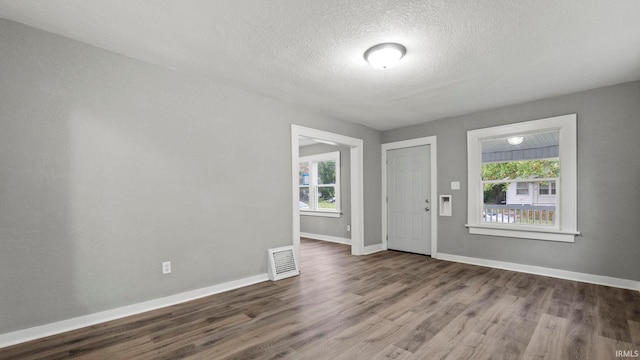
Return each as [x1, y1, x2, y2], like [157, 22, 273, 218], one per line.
[291, 125, 364, 266]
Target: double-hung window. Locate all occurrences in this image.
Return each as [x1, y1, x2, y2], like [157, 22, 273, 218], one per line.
[516, 182, 529, 195]
[299, 151, 340, 217]
[467, 114, 579, 242]
[539, 182, 556, 195]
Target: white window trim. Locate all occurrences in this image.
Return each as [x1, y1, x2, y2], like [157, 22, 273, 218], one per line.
[466, 114, 579, 242]
[299, 151, 341, 217]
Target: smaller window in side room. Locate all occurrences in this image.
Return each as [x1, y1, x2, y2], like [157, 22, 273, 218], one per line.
[299, 151, 340, 217]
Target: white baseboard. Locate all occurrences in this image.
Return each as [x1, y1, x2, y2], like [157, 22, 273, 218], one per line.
[364, 243, 385, 255]
[300, 232, 351, 245]
[0, 273, 269, 349]
[436, 253, 640, 291]
[299, 232, 384, 255]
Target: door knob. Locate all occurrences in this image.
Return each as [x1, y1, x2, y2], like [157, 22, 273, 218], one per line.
[425, 199, 429, 203]
[425, 207, 430, 212]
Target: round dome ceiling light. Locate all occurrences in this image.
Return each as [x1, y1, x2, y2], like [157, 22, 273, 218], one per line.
[364, 43, 407, 69]
[507, 136, 524, 145]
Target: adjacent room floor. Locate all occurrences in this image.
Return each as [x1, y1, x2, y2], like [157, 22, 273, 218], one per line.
[1, 238, 638, 359]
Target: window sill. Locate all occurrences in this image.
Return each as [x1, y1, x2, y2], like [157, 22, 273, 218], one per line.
[465, 224, 579, 243]
[300, 210, 342, 218]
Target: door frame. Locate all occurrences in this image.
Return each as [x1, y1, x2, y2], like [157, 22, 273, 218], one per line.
[382, 136, 438, 257]
[291, 125, 364, 263]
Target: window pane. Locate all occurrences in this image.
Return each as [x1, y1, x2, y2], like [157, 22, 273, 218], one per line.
[483, 180, 556, 225]
[482, 181, 511, 223]
[317, 186, 336, 209]
[516, 182, 529, 195]
[481, 131, 560, 227]
[481, 130, 559, 165]
[538, 181, 557, 195]
[299, 187, 310, 210]
[317, 160, 336, 185]
[482, 159, 560, 181]
[299, 162, 310, 186]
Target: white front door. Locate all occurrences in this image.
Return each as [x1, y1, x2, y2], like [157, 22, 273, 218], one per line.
[387, 145, 431, 255]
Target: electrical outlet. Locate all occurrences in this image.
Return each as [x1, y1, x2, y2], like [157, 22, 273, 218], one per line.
[162, 261, 171, 275]
[347, 225, 351, 232]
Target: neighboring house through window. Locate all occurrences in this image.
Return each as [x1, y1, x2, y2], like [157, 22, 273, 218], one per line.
[299, 151, 340, 217]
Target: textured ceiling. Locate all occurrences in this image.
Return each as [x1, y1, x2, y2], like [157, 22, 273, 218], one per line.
[1, 0, 639, 131]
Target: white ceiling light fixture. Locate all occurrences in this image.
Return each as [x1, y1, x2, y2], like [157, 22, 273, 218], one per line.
[364, 43, 407, 69]
[507, 136, 524, 145]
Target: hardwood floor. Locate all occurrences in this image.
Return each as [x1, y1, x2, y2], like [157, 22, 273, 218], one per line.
[1, 238, 638, 359]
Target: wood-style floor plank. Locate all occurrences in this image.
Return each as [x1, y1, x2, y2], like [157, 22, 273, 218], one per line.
[522, 313, 569, 359]
[1, 238, 638, 360]
[630, 320, 640, 345]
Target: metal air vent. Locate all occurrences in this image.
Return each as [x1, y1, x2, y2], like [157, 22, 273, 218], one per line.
[268, 246, 299, 281]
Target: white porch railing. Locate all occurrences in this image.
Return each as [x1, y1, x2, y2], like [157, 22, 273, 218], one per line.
[483, 204, 555, 225]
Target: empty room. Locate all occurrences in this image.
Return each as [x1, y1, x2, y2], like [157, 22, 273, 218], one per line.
[1, 1, 639, 359]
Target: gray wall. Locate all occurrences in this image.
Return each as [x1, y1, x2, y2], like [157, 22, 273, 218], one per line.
[383, 81, 640, 282]
[299, 143, 351, 240]
[0, 19, 381, 334]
